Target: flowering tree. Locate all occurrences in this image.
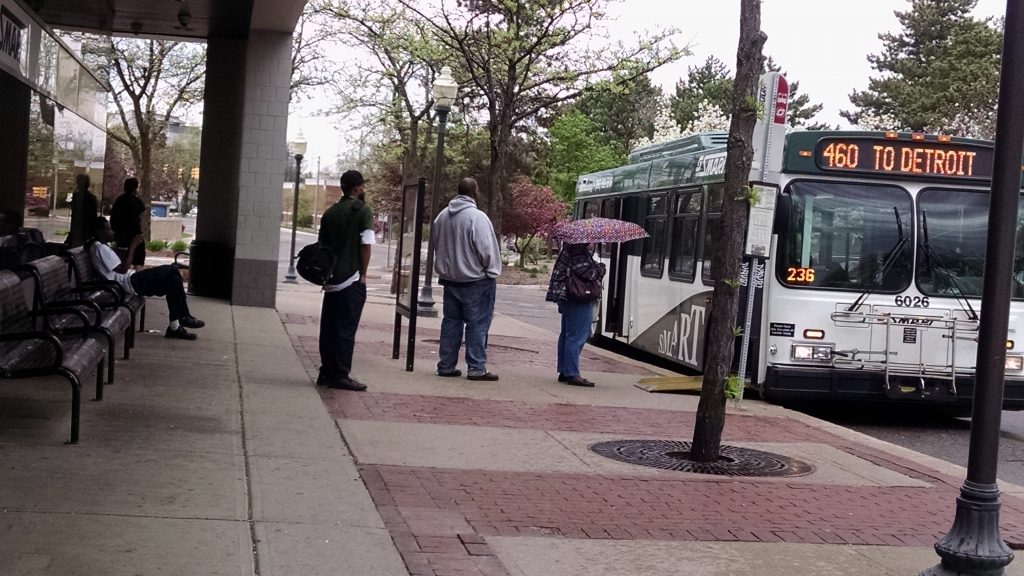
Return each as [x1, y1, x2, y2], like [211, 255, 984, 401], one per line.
[684, 100, 731, 134]
[632, 98, 680, 150]
[503, 179, 568, 268]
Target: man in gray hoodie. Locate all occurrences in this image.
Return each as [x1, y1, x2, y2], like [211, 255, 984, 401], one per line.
[431, 177, 502, 381]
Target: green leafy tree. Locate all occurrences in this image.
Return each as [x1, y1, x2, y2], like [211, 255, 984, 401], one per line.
[572, 74, 663, 156]
[671, 56, 734, 130]
[151, 128, 202, 213]
[311, 0, 446, 181]
[291, 3, 340, 101]
[398, 0, 682, 236]
[842, 0, 1002, 138]
[98, 38, 206, 239]
[542, 110, 624, 202]
[673, 55, 828, 131]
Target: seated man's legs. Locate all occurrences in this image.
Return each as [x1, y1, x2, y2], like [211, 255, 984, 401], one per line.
[129, 265, 203, 338]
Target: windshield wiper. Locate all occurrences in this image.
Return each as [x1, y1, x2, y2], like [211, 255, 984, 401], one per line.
[920, 210, 979, 320]
[848, 206, 909, 312]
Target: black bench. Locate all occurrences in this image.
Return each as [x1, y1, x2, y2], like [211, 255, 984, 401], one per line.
[0, 270, 106, 443]
[64, 246, 147, 343]
[28, 256, 131, 384]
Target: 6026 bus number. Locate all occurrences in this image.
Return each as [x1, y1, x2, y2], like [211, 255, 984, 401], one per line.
[895, 295, 930, 308]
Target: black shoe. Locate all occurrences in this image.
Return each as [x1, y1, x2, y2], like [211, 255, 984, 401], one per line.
[467, 372, 499, 381]
[564, 376, 595, 387]
[557, 373, 568, 382]
[326, 377, 367, 391]
[437, 369, 463, 377]
[180, 315, 205, 329]
[165, 326, 197, 340]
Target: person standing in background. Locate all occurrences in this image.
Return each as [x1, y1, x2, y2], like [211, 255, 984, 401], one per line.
[109, 177, 147, 271]
[66, 174, 98, 247]
[316, 170, 374, 391]
[431, 177, 502, 381]
[545, 243, 605, 387]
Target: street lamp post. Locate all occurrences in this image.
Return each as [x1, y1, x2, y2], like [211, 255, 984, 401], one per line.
[284, 137, 307, 283]
[418, 66, 458, 317]
[313, 156, 321, 233]
[921, 2, 1024, 575]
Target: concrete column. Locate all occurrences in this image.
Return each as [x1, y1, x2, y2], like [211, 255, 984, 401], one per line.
[194, 32, 291, 308]
[192, 39, 246, 300]
[231, 29, 292, 308]
[0, 71, 30, 214]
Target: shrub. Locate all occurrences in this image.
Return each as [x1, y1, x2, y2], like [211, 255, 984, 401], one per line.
[146, 240, 168, 252]
[170, 240, 189, 253]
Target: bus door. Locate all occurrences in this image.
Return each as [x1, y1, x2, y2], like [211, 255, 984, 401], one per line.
[603, 197, 638, 337]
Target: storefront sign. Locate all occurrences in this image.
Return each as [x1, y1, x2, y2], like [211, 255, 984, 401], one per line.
[0, 0, 28, 77]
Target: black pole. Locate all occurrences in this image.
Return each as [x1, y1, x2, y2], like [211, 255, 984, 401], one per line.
[922, 2, 1024, 574]
[418, 106, 450, 317]
[407, 177, 427, 371]
[284, 154, 303, 283]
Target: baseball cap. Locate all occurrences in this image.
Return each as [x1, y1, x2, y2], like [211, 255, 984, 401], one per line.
[340, 170, 367, 189]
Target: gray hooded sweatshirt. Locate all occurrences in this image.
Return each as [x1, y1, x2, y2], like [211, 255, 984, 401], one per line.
[431, 195, 502, 283]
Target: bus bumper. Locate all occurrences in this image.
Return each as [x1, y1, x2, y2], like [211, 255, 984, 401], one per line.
[763, 365, 1024, 410]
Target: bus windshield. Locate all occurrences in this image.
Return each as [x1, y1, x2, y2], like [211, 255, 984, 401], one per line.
[917, 188, 1024, 299]
[777, 181, 913, 291]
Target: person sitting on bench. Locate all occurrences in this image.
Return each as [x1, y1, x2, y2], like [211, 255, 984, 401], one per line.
[89, 217, 205, 340]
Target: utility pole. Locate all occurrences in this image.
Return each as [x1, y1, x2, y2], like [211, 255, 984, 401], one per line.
[313, 156, 321, 232]
[921, 1, 1023, 574]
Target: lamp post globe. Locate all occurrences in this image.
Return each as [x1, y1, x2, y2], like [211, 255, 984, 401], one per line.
[418, 66, 459, 316]
[284, 136, 307, 283]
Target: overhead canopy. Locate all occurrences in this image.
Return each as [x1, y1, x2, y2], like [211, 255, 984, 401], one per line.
[25, 0, 305, 39]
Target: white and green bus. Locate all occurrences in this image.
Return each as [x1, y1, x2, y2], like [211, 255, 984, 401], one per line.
[576, 129, 1024, 410]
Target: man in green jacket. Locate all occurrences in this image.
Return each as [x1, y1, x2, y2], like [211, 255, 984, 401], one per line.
[316, 170, 373, 391]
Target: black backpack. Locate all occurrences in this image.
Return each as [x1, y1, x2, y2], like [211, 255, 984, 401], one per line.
[296, 242, 336, 286]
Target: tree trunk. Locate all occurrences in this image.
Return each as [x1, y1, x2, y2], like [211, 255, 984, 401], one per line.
[689, 0, 766, 463]
[139, 137, 153, 242]
[486, 123, 506, 238]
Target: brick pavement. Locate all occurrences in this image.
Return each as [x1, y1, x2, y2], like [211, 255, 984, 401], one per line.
[281, 310, 1024, 576]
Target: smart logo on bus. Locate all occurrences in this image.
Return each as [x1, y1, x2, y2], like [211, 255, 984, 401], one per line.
[814, 137, 994, 181]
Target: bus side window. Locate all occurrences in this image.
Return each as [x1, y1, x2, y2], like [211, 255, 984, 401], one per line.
[701, 184, 725, 284]
[641, 194, 667, 278]
[669, 190, 701, 282]
[599, 199, 619, 258]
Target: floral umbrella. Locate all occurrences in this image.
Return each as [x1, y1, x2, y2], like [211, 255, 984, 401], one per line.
[553, 217, 650, 244]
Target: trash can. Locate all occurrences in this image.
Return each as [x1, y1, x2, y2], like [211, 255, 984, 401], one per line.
[187, 240, 234, 299]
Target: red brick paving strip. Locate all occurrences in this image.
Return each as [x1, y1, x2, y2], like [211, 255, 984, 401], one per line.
[364, 463, 1024, 550]
[282, 311, 1024, 574]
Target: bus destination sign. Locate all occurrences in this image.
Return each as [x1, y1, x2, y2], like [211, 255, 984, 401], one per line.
[815, 137, 994, 181]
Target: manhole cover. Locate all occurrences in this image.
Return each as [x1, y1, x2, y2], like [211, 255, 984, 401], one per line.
[590, 439, 814, 477]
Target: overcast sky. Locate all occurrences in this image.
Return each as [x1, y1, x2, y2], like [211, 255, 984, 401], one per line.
[288, 0, 1008, 169]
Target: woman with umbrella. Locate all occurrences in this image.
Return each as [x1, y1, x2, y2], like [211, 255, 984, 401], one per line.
[545, 218, 647, 387]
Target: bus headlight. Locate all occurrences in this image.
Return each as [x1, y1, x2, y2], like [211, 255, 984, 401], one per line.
[1006, 355, 1024, 372]
[792, 343, 833, 361]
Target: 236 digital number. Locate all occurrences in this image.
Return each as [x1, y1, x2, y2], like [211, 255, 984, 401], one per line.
[786, 267, 815, 283]
[895, 295, 930, 308]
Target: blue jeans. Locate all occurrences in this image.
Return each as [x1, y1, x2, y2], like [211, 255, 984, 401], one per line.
[557, 301, 592, 378]
[438, 279, 496, 376]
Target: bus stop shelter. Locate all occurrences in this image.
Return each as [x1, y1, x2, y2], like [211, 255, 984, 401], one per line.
[0, 0, 307, 308]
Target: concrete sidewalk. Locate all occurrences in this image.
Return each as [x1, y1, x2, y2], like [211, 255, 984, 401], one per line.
[2, 263, 1024, 575]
